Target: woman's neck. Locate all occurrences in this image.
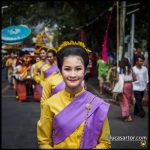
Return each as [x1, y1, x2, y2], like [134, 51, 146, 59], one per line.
[65, 85, 83, 98]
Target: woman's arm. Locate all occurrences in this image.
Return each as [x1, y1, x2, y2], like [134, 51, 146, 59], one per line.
[94, 117, 111, 149]
[37, 103, 53, 149]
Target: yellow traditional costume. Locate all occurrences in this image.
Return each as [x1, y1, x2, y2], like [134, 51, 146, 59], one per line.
[37, 88, 111, 149]
[33, 60, 47, 101]
[37, 41, 111, 149]
[33, 60, 45, 85]
[41, 73, 65, 109]
[40, 63, 51, 82]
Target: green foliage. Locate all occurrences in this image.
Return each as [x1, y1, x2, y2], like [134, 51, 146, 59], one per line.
[2, 1, 149, 52]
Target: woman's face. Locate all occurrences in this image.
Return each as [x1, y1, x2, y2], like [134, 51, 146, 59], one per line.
[61, 55, 86, 90]
[47, 52, 55, 64]
[40, 50, 47, 60]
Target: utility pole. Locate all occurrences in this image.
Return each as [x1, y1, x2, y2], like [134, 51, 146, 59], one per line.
[118, 1, 126, 62]
[116, 1, 119, 67]
[126, 8, 139, 66]
[130, 14, 135, 66]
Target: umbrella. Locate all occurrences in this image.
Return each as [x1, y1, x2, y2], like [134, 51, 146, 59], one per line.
[1, 25, 31, 44]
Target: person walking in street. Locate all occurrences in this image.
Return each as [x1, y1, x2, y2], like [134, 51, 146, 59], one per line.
[132, 55, 149, 118]
[96, 55, 108, 95]
[37, 41, 111, 149]
[117, 57, 136, 122]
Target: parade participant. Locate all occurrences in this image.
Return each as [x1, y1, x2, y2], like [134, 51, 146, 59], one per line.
[133, 55, 149, 118]
[41, 73, 65, 110]
[40, 48, 59, 83]
[31, 56, 40, 79]
[23, 54, 34, 97]
[33, 46, 49, 101]
[5, 52, 15, 87]
[13, 59, 28, 101]
[30, 56, 40, 101]
[37, 41, 111, 149]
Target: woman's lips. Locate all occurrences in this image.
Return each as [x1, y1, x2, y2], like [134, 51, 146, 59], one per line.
[68, 79, 78, 83]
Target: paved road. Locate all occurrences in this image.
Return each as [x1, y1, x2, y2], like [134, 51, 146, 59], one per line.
[1, 69, 149, 149]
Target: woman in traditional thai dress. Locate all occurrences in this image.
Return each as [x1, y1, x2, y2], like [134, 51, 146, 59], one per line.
[37, 41, 111, 149]
[41, 72, 65, 110]
[40, 48, 59, 83]
[33, 46, 49, 101]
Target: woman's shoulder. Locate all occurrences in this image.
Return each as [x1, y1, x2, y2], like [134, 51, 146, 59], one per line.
[45, 90, 64, 105]
[47, 73, 63, 82]
[95, 96, 110, 106]
[87, 91, 109, 105]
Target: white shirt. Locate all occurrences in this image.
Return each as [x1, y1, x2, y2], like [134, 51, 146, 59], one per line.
[132, 65, 149, 91]
[117, 67, 133, 82]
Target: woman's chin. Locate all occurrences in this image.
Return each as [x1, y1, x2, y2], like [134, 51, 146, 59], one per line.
[66, 82, 81, 89]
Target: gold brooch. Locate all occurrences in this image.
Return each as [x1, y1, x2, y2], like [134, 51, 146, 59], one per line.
[86, 103, 92, 110]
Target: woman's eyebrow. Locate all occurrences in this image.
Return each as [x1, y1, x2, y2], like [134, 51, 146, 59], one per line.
[63, 65, 83, 67]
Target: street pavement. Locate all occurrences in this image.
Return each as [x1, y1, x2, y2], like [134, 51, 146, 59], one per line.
[1, 68, 149, 149]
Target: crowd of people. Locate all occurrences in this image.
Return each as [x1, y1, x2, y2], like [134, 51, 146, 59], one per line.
[2, 42, 149, 148]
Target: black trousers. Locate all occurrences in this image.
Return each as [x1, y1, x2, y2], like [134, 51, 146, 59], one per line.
[133, 91, 145, 117]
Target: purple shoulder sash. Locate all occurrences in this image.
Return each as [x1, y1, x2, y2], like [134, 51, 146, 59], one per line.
[52, 91, 110, 148]
[38, 60, 49, 74]
[44, 64, 59, 78]
[51, 81, 65, 96]
[80, 97, 110, 148]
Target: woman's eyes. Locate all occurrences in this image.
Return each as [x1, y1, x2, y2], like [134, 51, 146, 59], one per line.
[76, 68, 82, 70]
[64, 68, 83, 71]
[64, 68, 70, 71]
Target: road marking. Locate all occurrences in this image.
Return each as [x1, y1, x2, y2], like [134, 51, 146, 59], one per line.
[1, 85, 10, 94]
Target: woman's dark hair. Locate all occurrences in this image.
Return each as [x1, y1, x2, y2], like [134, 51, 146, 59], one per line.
[40, 47, 48, 52]
[47, 50, 57, 57]
[57, 45, 89, 71]
[119, 57, 131, 74]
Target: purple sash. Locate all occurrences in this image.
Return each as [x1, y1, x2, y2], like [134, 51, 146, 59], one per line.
[52, 91, 110, 148]
[38, 60, 49, 74]
[80, 97, 110, 148]
[44, 64, 59, 78]
[37, 60, 49, 99]
[37, 84, 42, 99]
[51, 81, 66, 96]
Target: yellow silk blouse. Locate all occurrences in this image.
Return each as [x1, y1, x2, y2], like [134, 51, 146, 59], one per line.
[37, 88, 111, 149]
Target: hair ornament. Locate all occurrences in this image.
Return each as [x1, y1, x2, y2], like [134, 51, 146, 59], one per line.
[57, 41, 91, 53]
[47, 48, 57, 53]
[40, 45, 48, 51]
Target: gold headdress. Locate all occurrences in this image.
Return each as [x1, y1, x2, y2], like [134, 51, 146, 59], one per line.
[39, 45, 48, 51]
[47, 48, 57, 53]
[57, 41, 91, 53]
